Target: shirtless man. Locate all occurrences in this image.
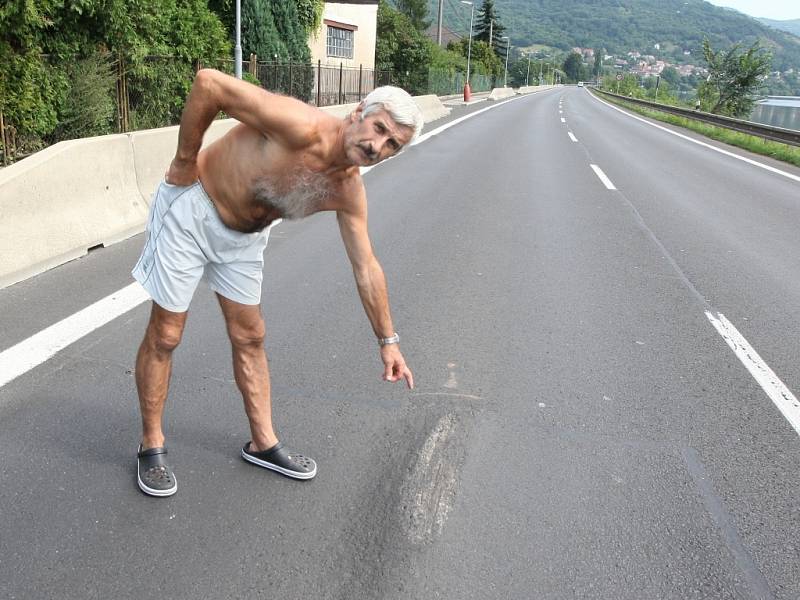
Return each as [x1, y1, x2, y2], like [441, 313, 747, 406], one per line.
[132, 69, 422, 497]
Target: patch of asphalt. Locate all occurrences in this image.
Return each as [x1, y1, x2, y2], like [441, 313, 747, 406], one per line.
[322, 394, 481, 600]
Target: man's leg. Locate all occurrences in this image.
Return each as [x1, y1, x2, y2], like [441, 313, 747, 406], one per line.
[135, 302, 188, 449]
[216, 294, 279, 451]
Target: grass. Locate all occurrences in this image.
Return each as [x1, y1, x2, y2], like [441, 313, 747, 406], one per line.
[598, 93, 800, 168]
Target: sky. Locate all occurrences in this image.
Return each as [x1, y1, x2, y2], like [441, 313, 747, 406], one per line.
[704, 0, 800, 21]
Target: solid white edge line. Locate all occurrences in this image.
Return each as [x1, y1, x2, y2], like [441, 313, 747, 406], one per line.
[568, 132, 578, 142]
[0, 283, 151, 388]
[591, 93, 800, 183]
[590, 164, 617, 190]
[2, 91, 549, 390]
[706, 311, 800, 436]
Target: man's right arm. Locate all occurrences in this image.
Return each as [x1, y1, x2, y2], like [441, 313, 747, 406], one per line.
[166, 69, 318, 185]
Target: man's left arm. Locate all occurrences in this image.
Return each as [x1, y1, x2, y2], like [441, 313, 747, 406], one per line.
[336, 195, 414, 389]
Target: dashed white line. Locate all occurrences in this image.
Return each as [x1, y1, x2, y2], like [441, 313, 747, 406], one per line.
[590, 164, 617, 189]
[560, 117, 566, 123]
[706, 312, 800, 437]
[568, 132, 578, 142]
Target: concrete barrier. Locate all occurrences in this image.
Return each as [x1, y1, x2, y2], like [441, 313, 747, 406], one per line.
[412, 95, 450, 122]
[130, 120, 239, 204]
[488, 87, 516, 101]
[0, 94, 453, 289]
[0, 135, 148, 289]
[516, 85, 555, 95]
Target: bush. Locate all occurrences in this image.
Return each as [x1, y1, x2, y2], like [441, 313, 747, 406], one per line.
[52, 54, 116, 141]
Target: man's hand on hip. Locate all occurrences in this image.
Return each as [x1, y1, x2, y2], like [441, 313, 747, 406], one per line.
[380, 345, 414, 389]
[165, 157, 199, 186]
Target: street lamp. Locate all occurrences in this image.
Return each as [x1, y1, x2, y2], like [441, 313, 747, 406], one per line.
[502, 36, 510, 87]
[460, 0, 474, 101]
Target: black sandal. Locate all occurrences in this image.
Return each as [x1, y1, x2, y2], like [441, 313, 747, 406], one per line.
[241, 441, 317, 480]
[137, 445, 178, 497]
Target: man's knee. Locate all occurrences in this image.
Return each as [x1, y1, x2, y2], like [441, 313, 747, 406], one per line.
[144, 306, 186, 353]
[227, 317, 266, 349]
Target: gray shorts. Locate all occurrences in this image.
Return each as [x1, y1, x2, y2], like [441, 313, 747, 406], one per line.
[132, 180, 271, 313]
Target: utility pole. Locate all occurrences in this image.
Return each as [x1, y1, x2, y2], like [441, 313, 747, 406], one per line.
[234, 0, 242, 78]
[502, 36, 510, 87]
[526, 54, 531, 86]
[437, 0, 444, 46]
[460, 0, 475, 101]
[489, 20, 493, 48]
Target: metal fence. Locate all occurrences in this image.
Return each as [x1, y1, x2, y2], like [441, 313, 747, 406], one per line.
[594, 89, 800, 147]
[427, 69, 496, 96]
[0, 55, 392, 166]
[1, 53, 507, 166]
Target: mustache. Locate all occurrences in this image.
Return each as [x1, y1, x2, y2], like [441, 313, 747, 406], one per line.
[358, 143, 377, 160]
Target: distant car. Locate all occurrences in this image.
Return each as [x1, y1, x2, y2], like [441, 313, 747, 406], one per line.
[577, 81, 584, 87]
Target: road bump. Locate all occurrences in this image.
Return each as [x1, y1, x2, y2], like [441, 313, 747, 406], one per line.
[400, 414, 460, 544]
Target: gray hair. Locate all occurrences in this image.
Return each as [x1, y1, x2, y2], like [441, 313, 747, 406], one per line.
[361, 86, 424, 143]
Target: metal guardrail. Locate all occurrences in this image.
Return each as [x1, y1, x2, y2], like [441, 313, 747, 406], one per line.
[592, 89, 800, 147]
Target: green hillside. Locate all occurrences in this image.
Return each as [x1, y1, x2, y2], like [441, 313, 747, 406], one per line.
[428, 0, 800, 73]
[759, 18, 800, 39]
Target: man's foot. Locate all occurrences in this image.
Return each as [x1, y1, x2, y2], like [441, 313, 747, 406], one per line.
[241, 441, 317, 480]
[137, 445, 178, 497]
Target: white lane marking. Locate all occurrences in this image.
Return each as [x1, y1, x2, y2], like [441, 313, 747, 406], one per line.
[0, 283, 150, 388]
[560, 117, 566, 123]
[592, 93, 800, 184]
[1, 91, 555, 390]
[568, 132, 578, 142]
[706, 312, 800, 437]
[590, 164, 617, 189]
[559, 110, 563, 114]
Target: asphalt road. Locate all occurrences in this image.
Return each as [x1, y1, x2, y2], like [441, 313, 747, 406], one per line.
[1, 87, 799, 599]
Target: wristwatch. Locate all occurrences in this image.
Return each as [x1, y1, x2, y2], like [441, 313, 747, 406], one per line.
[378, 332, 400, 346]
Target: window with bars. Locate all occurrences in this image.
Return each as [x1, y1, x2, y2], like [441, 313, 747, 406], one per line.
[326, 26, 354, 59]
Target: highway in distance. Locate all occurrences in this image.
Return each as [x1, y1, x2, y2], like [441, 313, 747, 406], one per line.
[1, 87, 799, 599]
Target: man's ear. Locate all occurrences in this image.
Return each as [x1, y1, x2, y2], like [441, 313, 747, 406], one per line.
[352, 101, 366, 121]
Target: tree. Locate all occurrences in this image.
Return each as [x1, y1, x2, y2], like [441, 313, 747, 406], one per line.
[1, 0, 230, 150]
[295, 0, 325, 36]
[660, 66, 680, 87]
[593, 48, 603, 78]
[698, 38, 771, 117]
[562, 52, 587, 83]
[375, 0, 432, 94]
[396, 0, 429, 32]
[448, 39, 503, 78]
[473, 0, 506, 54]
[507, 56, 532, 87]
